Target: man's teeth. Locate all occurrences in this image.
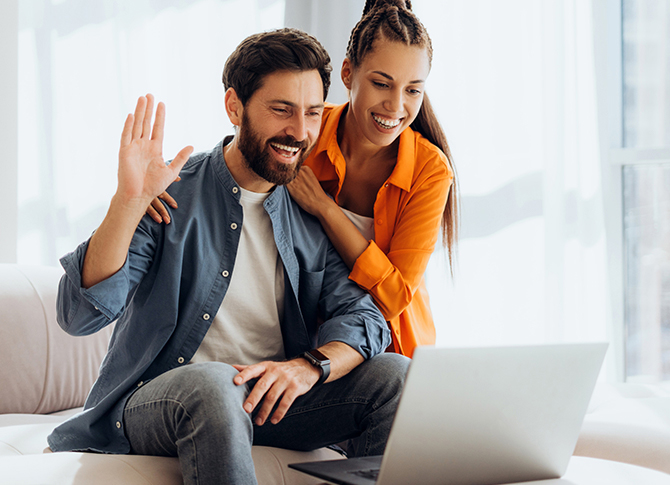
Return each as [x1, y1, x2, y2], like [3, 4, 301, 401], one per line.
[373, 114, 401, 129]
[271, 143, 300, 155]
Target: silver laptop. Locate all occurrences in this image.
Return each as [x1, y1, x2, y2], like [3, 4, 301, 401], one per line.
[289, 343, 607, 485]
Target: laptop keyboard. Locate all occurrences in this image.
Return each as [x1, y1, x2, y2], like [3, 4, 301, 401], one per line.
[348, 468, 380, 480]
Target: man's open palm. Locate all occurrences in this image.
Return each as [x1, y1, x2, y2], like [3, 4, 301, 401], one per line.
[117, 94, 193, 204]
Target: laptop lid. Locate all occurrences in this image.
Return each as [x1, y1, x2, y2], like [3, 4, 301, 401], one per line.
[290, 343, 607, 485]
[375, 343, 607, 485]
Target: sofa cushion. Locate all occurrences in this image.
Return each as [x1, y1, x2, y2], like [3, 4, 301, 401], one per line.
[575, 381, 670, 474]
[0, 265, 112, 414]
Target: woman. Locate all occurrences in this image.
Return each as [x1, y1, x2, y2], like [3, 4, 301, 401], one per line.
[149, 0, 458, 357]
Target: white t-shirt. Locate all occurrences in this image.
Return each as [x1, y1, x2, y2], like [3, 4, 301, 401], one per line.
[191, 187, 286, 365]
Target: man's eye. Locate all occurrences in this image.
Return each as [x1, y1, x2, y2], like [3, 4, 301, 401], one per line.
[273, 108, 288, 114]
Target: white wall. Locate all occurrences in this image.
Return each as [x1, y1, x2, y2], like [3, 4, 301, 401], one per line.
[0, 0, 18, 263]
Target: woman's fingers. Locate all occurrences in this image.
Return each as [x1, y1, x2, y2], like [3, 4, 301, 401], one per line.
[158, 190, 178, 209]
[146, 203, 163, 224]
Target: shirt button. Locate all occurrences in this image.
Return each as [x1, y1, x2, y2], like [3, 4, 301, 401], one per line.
[384, 183, 389, 188]
[178, 357, 185, 364]
[94, 306, 99, 310]
[377, 219, 383, 225]
[232, 187, 239, 194]
[203, 313, 210, 320]
[116, 421, 121, 429]
[222, 270, 229, 277]
[230, 222, 238, 230]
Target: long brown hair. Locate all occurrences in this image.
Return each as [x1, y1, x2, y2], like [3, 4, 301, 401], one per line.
[346, 0, 459, 270]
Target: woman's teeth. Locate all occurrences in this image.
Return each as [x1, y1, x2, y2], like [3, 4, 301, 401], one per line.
[373, 114, 401, 129]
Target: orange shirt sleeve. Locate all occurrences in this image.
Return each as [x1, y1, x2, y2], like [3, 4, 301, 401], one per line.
[349, 140, 452, 322]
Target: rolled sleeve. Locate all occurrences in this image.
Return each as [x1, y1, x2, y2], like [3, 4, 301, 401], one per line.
[316, 243, 391, 359]
[56, 217, 157, 336]
[57, 239, 131, 335]
[349, 241, 394, 291]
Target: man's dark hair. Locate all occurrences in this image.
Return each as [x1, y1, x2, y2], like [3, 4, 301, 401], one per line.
[223, 28, 332, 105]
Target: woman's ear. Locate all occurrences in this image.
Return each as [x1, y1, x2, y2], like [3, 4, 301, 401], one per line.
[341, 58, 353, 91]
[224, 87, 243, 126]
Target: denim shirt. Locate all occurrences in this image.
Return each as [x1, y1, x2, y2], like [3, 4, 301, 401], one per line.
[47, 138, 391, 454]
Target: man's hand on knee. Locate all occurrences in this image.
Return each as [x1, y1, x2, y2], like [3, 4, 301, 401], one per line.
[232, 359, 320, 426]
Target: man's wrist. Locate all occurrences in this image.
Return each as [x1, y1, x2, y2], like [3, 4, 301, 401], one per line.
[299, 349, 331, 385]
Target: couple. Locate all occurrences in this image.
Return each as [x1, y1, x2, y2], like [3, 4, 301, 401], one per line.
[49, 1, 457, 484]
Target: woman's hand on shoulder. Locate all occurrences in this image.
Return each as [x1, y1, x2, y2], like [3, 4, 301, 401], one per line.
[146, 181, 179, 224]
[287, 166, 332, 218]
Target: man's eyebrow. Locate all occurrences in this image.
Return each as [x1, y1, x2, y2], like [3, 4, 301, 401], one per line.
[269, 100, 325, 110]
[372, 70, 425, 84]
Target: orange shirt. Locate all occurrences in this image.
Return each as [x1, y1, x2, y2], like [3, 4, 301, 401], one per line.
[304, 103, 453, 357]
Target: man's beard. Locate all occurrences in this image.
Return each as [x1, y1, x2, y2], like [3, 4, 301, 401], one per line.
[237, 111, 310, 186]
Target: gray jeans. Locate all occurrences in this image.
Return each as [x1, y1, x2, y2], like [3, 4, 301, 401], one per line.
[123, 353, 409, 485]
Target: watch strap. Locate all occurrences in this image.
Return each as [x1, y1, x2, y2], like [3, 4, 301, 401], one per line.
[301, 349, 331, 385]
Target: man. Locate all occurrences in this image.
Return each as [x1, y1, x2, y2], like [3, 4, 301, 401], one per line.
[48, 28, 409, 485]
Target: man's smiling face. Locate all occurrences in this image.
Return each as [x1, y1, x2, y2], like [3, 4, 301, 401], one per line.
[236, 69, 324, 187]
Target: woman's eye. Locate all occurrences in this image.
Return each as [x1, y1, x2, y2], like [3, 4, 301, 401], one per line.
[373, 81, 389, 88]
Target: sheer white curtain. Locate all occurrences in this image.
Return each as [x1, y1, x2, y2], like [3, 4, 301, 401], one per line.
[18, 0, 285, 266]
[415, 0, 612, 372]
[19, 0, 616, 376]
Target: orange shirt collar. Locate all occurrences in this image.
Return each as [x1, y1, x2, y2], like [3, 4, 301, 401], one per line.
[313, 102, 416, 192]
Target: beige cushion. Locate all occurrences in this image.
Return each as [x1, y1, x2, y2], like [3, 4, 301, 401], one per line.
[0, 265, 113, 414]
[575, 382, 670, 474]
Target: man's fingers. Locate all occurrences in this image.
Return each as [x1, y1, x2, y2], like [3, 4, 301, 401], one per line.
[152, 101, 165, 144]
[252, 381, 286, 426]
[131, 96, 147, 140]
[243, 374, 275, 414]
[120, 114, 134, 147]
[142, 94, 155, 139]
[169, 146, 194, 178]
[270, 391, 299, 425]
[234, 363, 264, 386]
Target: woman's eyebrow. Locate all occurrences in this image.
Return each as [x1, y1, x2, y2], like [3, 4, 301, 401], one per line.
[371, 70, 425, 84]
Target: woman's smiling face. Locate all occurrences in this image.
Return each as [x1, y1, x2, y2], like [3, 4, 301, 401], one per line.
[342, 37, 431, 147]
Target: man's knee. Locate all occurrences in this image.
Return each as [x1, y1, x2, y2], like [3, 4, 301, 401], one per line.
[357, 353, 410, 396]
[168, 362, 249, 419]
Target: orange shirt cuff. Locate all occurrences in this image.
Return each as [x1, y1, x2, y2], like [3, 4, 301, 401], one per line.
[349, 241, 393, 290]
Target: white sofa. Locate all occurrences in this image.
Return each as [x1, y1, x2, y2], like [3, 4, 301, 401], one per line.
[0, 264, 340, 485]
[1, 264, 669, 484]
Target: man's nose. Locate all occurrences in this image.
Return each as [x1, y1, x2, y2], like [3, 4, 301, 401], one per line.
[286, 112, 308, 142]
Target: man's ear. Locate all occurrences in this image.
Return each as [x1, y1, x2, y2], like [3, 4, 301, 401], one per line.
[341, 58, 353, 91]
[224, 87, 243, 126]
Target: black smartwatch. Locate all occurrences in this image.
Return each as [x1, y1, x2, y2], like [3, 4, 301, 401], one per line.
[300, 349, 331, 385]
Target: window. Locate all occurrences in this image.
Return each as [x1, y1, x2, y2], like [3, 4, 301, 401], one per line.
[621, 0, 670, 382]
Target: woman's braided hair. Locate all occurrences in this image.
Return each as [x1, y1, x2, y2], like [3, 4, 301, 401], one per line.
[346, 0, 459, 269]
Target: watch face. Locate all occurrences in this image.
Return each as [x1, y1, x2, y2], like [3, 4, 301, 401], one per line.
[307, 349, 330, 364]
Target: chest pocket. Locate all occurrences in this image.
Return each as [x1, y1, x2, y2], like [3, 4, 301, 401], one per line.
[297, 267, 325, 330]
